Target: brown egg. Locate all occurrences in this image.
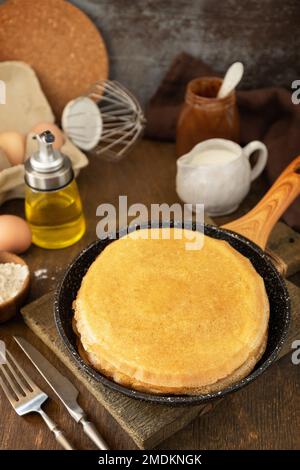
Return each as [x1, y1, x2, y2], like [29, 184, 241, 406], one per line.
[0, 132, 26, 166]
[0, 147, 10, 170]
[30, 123, 65, 149]
[0, 215, 31, 254]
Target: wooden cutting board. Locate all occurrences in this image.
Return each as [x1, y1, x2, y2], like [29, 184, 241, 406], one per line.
[21, 222, 300, 449]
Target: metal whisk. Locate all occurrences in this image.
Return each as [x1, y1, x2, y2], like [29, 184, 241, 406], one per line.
[88, 80, 146, 161]
[62, 80, 146, 162]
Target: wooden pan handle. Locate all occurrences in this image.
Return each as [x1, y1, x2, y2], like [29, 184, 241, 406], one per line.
[222, 155, 300, 249]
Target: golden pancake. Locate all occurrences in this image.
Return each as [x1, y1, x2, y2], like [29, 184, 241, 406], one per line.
[74, 228, 269, 395]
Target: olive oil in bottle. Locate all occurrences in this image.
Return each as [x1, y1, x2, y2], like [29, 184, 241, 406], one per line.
[24, 130, 86, 249]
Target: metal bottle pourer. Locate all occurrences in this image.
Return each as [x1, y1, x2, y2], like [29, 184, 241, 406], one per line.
[24, 131, 73, 191]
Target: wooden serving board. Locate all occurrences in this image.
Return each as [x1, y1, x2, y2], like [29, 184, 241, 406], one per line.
[21, 221, 300, 449]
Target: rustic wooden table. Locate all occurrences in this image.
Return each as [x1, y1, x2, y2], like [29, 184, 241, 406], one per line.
[0, 140, 299, 450]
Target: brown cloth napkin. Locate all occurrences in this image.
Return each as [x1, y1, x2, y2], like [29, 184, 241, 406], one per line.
[145, 53, 300, 231]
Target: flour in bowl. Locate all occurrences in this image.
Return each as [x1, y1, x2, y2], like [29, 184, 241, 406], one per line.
[0, 263, 29, 303]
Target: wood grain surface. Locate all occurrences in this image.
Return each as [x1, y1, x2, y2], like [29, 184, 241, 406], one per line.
[20, 277, 300, 449]
[0, 139, 299, 450]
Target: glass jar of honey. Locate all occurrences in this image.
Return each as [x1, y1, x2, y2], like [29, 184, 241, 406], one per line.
[176, 77, 240, 157]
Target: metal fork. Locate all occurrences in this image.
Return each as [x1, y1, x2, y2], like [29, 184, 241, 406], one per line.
[0, 347, 75, 450]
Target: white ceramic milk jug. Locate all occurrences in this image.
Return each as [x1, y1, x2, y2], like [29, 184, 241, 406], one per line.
[176, 138, 268, 216]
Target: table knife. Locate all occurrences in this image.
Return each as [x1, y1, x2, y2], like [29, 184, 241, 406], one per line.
[14, 336, 109, 450]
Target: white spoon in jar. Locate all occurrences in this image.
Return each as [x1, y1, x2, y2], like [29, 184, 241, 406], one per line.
[217, 62, 244, 99]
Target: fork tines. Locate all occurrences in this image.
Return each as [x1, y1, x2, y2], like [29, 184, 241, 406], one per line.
[0, 348, 35, 406]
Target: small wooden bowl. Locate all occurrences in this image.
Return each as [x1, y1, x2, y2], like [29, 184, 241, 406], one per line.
[0, 252, 30, 323]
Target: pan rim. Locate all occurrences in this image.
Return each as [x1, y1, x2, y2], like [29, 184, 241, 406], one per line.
[54, 221, 291, 405]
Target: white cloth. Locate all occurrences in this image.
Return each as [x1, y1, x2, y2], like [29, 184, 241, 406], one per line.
[0, 60, 88, 205]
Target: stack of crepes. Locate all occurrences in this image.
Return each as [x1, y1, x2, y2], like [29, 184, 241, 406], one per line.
[74, 228, 269, 395]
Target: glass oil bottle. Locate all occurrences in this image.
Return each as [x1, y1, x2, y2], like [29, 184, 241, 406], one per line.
[24, 130, 86, 249]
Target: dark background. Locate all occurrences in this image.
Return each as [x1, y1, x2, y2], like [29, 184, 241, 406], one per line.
[70, 0, 299, 105]
[0, 0, 298, 104]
